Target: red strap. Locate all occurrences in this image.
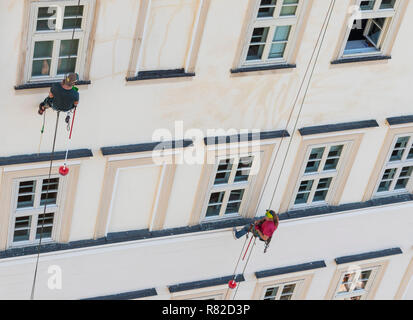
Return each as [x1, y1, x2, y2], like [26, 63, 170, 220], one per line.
[69, 108, 76, 139]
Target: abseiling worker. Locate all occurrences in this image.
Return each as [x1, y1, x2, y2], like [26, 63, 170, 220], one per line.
[233, 210, 279, 242]
[38, 73, 79, 115]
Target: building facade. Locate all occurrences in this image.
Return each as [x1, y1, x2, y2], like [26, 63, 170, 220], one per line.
[0, 0, 413, 300]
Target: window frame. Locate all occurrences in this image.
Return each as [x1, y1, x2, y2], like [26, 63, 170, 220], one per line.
[289, 141, 352, 210]
[337, 0, 401, 59]
[333, 266, 379, 300]
[373, 133, 413, 197]
[201, 152, 261, 221]
[261, 279, 303, 300]
[239, 0, 306, 68]
[24, 0, 95, 83]
[7, 175, 65, 248]
[326, 259, 389, 300]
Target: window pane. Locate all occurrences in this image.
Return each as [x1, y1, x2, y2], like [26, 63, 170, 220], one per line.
[324, 145, 343, 171]
[305, 147, 325, 173]
[313, 177, 332, 202]
[367, 18, 385, 46]
[380, 0, 396, 9]
[269, 25, 291, 59]
[206, 192, 225, 217]
[258, 0, 277, 18]
[214, 172, 231, 185]
[36, 213, 54, 239]
[17, 180, 36, 208]
[235, 156, 254, 182]
[246, 28, 269, 60]
[264, 286, 278, 300]
[63, 5, 84, 30]
[344, 19, 380, 55]
[36, 7, 57, 31]
[225, 189, 245, 214]
[38, 6, 57, 18]
[36, 19, 57, 31]
[214, 159, 233, 185]
[360, 0, 376, 10]
[395, 166, 413, 190]
[338, 273, 355, 293]
[13, 216, 31, 242]
[59, 39, 79, 57]
[57, 39, 79, 74]
[40, 178, 59, 206]
[32, 41, 53, 76]
[282, 284, 296, 294]
[390, 137, 409, 161]
[64, 5, 84, 17]
[57, 58, 77, 75]
[294, 180, 313, 204]
[377, 168, 396, 192]
[408, 145, 413, 160]
[269, 43, 286, 59]
[33, 41, 53, 59]
[273, 25, 291, 42]
[32, 60, 51, 77]
[280, 0, 299, 16]
[41, 178, 59, 192]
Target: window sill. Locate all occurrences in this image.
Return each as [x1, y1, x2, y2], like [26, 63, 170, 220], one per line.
[126, 69, 195, 82]
[14, 80, 91, 90]
[231, 64, 296, 74]
[331, 55, 391, 65]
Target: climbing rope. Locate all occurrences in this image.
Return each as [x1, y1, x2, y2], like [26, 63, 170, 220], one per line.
[30, 1, 82, 300]
[225, 232, 250, 298]
[60, 106, 77, 175]
[30, 112, 60, 300]
[232, 237, 257, 300]
[254, 0, 337, 212]
[227, 0, 337, 301]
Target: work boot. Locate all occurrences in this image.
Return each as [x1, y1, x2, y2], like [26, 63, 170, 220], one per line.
[232, 227, 238, 240]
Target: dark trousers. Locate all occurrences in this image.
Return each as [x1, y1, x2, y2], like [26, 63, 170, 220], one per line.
[235, 224, 251, 239]
[235, 223, 266, 241]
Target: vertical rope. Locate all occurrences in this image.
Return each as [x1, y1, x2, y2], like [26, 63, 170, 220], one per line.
[30, 111, 60, 300]
[254, 0, 337, 212]
[225, 232, 250, 299]
[30, 0, 82, 300]
[232, 237, 257, 300]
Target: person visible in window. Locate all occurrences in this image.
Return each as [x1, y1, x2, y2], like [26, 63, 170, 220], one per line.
[233, 210, 279, 242]
[38, 73, 79, 115]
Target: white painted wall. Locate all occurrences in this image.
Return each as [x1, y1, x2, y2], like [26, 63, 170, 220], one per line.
[1, 0, 413, 299]
[108, 165, 161, 232]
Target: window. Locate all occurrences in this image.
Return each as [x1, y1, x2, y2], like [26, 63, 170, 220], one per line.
[292, 143, 347, 208]
[374, 135, 413, 196]
[340, 0, 399, 57]
[262, 281, 301, 300]
[240, 0, 304, 66]
[204, 155, 256, 219]
[334, 267, 379, 300]
[9, 176, 62, 246]
[26, 0, 94, 82]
